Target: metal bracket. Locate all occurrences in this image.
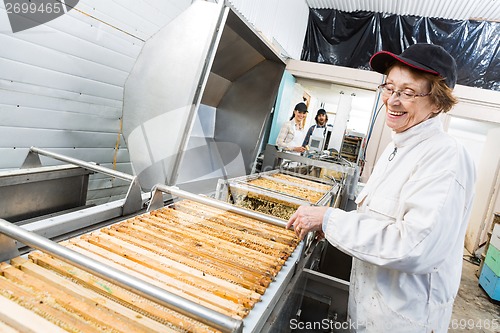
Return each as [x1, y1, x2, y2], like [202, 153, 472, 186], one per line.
[0, 233, 20, 262]
[147, 186, 175, 212]
[21, 151, 42, 169]
[122, 177, 143, 216]
[147, 187, 164, 211]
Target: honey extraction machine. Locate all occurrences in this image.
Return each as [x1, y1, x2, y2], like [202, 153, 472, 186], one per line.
[0, 148, 350, 333]
[215, 170, 341, 220]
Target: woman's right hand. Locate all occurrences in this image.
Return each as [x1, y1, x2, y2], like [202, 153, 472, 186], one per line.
[287, 206, 328, 240]
[292, 146, 306, 153]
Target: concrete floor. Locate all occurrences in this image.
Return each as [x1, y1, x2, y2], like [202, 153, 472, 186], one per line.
[450, 253, 500, 333]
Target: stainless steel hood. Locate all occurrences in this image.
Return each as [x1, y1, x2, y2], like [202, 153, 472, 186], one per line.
[122, 1, 286, 192]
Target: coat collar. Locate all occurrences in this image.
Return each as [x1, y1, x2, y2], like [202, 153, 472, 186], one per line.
[392, 116, 443, 148]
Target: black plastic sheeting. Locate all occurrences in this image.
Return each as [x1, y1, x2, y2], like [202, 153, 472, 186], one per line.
[302, 9, 500, 91]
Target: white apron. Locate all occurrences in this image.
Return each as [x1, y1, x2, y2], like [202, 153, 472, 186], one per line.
[288, 123, 306, 155]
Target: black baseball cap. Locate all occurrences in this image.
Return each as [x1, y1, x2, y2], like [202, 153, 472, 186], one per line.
[295, 102, 308, 112]
[316, 109, 327, 115]
[369, 43, 457, 89]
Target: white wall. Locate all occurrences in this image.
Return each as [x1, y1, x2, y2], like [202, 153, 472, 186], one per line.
[227, 0, 309, 59]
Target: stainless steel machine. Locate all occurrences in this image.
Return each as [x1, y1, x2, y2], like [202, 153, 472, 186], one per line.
[261, 144, 359, 210]
[0, 163, 91, 224]
[215, 170, 340, 220]
[122, 0, 286, 194]
[0, 148, 351, 332]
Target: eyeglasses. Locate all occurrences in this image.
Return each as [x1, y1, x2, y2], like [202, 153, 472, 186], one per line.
[378, 83, 431, 101]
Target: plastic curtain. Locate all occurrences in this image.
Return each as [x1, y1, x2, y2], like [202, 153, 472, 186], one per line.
[302, 9, 500, 91]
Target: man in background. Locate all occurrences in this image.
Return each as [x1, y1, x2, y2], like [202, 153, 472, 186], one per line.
[302, 108, 333, 177]
[302, 108, 333, 148]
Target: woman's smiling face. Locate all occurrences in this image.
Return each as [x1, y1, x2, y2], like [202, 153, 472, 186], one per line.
[294, 110, 307, 122]
[383, 65, 439, 133]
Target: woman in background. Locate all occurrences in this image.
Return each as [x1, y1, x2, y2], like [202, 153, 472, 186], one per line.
[276, 102, 308, 154]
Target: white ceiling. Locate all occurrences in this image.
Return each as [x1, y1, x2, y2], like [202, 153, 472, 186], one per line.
[306, 0, 500, 21]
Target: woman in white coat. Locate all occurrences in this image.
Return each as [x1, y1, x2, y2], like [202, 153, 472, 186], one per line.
[276, 102, 308, 154]
[287, 43, 476, 333]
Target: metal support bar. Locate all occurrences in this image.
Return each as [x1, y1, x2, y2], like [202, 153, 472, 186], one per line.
[26, 147, 143, 215]
[0, 219, 242, 333]
[275, 151, 355, 176]
[303, 268, 350, 291]
[149, 184, 289, 228]
[28, 147, 135, 181]
[262, 144, 355, 176]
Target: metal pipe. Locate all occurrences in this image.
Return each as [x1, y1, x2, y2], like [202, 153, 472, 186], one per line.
[154, 184, 289, 228]
[275, 150, 355, 175]
[333, 189, 342, 208]
[0, 219, 242, 333]
[29, 147, 135, 182]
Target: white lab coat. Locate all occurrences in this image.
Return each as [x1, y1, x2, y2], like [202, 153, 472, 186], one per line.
[322, 116, 476, 332]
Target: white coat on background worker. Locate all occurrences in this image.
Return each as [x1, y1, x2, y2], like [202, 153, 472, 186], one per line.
[287, 43, 476, 332]
[276, 102, 308, 154]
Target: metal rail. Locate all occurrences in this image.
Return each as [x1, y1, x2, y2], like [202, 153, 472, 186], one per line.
[275, 150, 355, 175]
[149, 183, 289, 228]
[0, 219, 242, 333]
[25, 147, 142, 215]
[28, 147, 135, 182]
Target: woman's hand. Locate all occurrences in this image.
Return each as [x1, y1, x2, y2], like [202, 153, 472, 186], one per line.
[287, 206, 329, 240]
[292, 146, 306, 153]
